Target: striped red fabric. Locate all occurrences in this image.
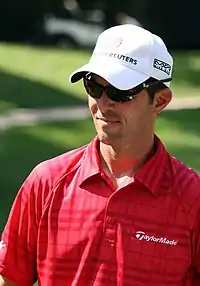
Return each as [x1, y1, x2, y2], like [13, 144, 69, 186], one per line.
[0, 135, 200, 285]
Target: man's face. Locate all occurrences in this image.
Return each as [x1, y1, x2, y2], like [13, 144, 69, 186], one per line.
[87, 74, 171, 145]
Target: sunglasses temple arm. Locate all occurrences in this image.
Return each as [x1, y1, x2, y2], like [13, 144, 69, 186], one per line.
[143, 77, 172, 88]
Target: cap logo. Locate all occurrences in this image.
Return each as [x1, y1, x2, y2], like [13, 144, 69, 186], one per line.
[110, 36, 122, 48]
[93, 51, 137, 66]
[153, 58, 171, 75]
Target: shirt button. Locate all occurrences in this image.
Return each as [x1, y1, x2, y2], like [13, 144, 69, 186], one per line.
[107, 216, 116, 225]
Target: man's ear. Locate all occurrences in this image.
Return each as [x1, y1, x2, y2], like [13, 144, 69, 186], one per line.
[153, 88, 172, 114]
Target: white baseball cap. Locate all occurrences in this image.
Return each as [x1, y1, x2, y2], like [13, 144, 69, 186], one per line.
[69, 24, 173, 89]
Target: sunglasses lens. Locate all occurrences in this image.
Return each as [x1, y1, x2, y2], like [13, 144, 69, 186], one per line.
[107, 87, 134, 103]
[109, 91, 125, 102]
[83, 77, 141, 103]
[84, 79, 103, 99]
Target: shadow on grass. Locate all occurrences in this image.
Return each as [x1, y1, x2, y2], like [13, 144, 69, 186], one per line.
[161, 108, 200, 136]
[157, 108, 200, 172]
[0, 70, 86, 111]
[0, 118, 95, 232]
[173, 51, 200, 88]
[0, 109, 200, 233]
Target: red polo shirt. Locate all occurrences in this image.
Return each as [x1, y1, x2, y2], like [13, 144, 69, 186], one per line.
[0, 135, 200, 286]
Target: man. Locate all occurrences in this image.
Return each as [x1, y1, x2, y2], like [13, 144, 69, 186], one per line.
[0, 24, 200, 286]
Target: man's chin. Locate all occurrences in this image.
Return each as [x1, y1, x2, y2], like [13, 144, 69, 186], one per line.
[97, 132, 119, 145]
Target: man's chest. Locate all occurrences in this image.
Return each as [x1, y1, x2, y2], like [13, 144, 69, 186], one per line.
[37, 185, 192, 285]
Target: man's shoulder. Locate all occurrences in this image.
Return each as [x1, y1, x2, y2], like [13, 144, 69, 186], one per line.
[32, 144, 88, 187]
[170, 155, 200, 185]
[36, 144, 88, 175]
[170, 155, 200, 210]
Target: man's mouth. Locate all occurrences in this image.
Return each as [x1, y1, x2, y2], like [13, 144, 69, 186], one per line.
[97, 117, 120, 123]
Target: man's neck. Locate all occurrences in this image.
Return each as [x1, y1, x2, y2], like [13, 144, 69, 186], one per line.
[99, 135, 156, 185]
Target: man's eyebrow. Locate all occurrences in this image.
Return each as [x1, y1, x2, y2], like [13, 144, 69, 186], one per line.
[90, 76, 111, 87]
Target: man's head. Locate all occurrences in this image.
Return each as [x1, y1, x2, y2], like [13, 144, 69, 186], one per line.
[69, 24, 173, 145]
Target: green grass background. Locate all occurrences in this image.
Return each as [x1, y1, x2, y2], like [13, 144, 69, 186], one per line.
[0, 45, 200, 285]
[0, 44, 200, 113]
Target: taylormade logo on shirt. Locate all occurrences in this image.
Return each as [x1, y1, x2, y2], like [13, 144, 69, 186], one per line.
[0, 240, 6, 250]
[135, 231, 178, 246]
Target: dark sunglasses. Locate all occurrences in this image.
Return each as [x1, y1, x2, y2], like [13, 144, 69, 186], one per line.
[83, 74, 172, 103]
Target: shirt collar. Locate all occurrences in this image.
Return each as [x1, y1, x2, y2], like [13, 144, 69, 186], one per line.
[135, 134, 169, 196]
[79, 135, 169, 196]
[79, 137, 101, 186]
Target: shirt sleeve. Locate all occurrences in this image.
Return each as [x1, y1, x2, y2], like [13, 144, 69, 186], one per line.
[0, 168, 43, 286]
[192, 199, 200, 279]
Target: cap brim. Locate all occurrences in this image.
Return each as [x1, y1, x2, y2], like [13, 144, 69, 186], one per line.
[69, 61, 150, 90]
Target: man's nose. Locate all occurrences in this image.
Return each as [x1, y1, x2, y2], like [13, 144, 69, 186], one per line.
[96, 91, 115, 110]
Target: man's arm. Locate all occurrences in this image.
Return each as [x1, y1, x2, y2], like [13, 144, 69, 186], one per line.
[0, 168, 42, 286]
[0, 275, 17, 286]
[192, 193, 200, 277]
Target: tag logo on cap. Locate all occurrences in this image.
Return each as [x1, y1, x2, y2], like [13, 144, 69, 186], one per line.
[113, 36, 122, 48]
[153, 58, 171, 75]
[99, 35, 122, 50]
[103, 36, 122, 49]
